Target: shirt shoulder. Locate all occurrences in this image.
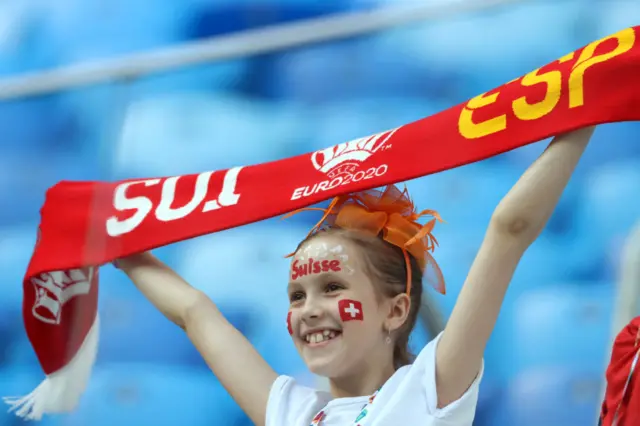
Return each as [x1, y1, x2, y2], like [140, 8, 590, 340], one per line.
[412, 332, 485, 422]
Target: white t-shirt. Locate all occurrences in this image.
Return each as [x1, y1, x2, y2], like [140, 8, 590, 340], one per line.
[266, 332, 483, 426]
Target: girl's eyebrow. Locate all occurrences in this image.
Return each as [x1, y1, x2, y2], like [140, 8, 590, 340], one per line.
[287, 272, 344, 289]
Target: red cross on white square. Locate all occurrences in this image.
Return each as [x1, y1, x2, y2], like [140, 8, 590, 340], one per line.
[338, 299, 363, 322]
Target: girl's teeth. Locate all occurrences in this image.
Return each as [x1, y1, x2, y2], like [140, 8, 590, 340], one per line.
[306, 331, 340, 344]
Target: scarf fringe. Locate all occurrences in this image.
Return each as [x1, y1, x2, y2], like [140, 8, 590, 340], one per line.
[3, 315, 99, 420]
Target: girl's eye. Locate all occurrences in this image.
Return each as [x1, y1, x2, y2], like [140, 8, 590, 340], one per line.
[326, 283, 343, 293]
[290, 291, 305, 302]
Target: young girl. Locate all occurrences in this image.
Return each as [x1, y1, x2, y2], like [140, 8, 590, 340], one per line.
[115, 126, 595, 425]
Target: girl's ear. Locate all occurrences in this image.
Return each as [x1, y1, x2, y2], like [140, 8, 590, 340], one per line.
[385, 292, 411, 332]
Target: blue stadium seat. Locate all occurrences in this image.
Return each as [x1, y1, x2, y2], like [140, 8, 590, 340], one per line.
[407, 164, 520, 232]
[97, 295, 251, 368]
[58, 68, 251, 153]
[571, 159, 640, 280]
[266, 38, 456, 102]
[0, 367, 43, 426]
[498, 138, 584, 237]
[596, 0, 640, 38]
[186, 1, 351, 40]
[38, 0, 187, 65]
[113, 93, 311, 178]
[510, 234, 574, 289]
[493, 367, 603, 426]
[95, 290, 202, 367]
[0, 98, 69, 153]
[41, 364, 249, 426]
[0, 151, 101, 226]
[578, 123, 640, 174]
[175, 220, 309, 307]
[0, 0, 60, 76]
[368, 2, 584, 89]
[98, 257, 253, 368]
[474, 376, 503, 426]
[508, 283, 614, 377]
[578, 159, 640, 241]
[308, 97, 448, 154]
[481, 235, 575, 380]
[0, 227, 38, 366]
[424, 226, 485, 317]
[497, 124, 639, 186]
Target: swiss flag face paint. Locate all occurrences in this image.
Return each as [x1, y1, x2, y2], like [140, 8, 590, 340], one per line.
[338, 299, 364, 322]
[286, 311, 293, 335]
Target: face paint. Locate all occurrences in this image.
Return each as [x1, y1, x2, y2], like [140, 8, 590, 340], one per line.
[291, 258, 342, 280]
[338, 299, 364, 322]
[328, 245, 354, 275]
[303, 242, 331, 258]
[286, 311, 293, 335]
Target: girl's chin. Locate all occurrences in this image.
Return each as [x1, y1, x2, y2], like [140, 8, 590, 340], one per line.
[307, 361, 342, 378]
[303, 350, 345, 377]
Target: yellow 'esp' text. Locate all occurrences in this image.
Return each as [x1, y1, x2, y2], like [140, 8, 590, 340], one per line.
[458, 27, 636, 139]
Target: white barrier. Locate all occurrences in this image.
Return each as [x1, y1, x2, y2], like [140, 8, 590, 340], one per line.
[0, 0, 522, 100]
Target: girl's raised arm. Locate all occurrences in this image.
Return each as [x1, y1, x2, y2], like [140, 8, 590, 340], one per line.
[116, 252, 278, 426]
[434, 126, 596, 407]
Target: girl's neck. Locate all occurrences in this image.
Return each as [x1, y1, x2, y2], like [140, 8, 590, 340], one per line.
[328, 361, 396, 399]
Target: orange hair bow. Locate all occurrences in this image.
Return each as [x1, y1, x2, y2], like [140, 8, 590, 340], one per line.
[282, 185, 445, 296]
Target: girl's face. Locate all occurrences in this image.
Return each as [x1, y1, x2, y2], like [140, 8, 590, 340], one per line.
[287, 233, 391, 379]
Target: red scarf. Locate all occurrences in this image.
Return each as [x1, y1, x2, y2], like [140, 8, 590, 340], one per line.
[600, 316, 640, 426]
[5, 26, 640, 420]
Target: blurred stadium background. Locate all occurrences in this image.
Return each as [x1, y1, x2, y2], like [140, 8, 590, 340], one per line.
[0, 0, 639, 425]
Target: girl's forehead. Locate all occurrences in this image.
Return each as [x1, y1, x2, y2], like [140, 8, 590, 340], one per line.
[294, 235, 360, 261]
[289, 235, 365, 280]
[297, 240, 343, 259]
